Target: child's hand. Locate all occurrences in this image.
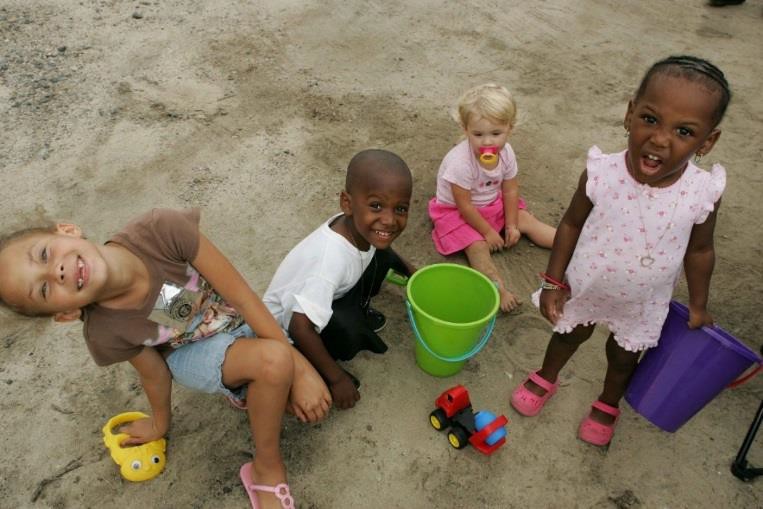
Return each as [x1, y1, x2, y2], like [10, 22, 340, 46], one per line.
[539, 288, 568, 325]
[504, 225, 521, 248]
[329, 373, 360, 410]
[119, 417, 166, 446]
[687, 305, 713, 329]
[485, 229, 504, 252]
[290, 354, 332, 423]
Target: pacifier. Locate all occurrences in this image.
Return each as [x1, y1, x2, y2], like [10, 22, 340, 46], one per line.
[478, 146, 499, 165]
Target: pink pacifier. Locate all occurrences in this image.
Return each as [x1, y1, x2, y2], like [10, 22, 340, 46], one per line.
[479, 146, 498, 165]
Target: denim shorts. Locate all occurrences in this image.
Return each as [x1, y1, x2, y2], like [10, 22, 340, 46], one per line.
[165, 323, 254, 403]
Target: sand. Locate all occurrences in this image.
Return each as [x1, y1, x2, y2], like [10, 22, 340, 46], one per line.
[1, 1, 761, 508]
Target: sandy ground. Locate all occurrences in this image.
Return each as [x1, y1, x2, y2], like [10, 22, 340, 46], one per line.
[1, 1, 762, 508]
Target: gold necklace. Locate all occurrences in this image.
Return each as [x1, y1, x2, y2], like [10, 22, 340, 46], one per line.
[634, 181, 682, 268]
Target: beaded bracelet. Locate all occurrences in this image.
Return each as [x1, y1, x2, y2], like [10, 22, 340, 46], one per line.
[540, 281, 564, 291]
[539, 272, 570, 291]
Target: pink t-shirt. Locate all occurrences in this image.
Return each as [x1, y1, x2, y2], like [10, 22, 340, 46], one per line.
[435, 139, 519, 206]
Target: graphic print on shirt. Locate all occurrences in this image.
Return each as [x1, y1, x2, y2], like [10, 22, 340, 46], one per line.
[145, 265, 244, 348]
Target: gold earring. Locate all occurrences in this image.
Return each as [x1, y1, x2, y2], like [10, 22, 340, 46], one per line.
[694, 153, 702, 164]
[624, 129, 629, 138]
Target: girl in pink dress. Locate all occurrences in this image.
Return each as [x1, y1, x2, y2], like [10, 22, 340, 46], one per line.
[428, 84, 556, 312]
[510, 56, 731, 446]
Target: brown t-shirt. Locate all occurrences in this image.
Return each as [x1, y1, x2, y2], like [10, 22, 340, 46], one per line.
[83, 209, 243, 366]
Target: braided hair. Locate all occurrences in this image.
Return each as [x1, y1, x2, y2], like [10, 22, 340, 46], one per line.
[635, 55, 731, 126]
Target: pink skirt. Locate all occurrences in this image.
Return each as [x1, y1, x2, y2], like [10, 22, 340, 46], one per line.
[428, 195, 526, 255]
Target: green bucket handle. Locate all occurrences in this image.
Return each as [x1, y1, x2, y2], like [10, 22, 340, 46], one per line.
[405, 300, 496, 363]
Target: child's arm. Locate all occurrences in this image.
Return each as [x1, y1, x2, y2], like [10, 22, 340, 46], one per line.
[539, 171, 593, 324]
[122, 347, 172, 445]
[192, 233, 331, 423]
[288, 313, 359, 410]
[451, 183, 504, 252]
[683, 199, 721, 329]
[387, 247, 417, 276]
[502, 177, 520, 247]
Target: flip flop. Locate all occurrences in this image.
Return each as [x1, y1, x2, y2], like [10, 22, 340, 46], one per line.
[509, 370, 559, 416]
[226, 395, 247, 411]
[578, 400, 620, 446]
[239, 462, 295, 509]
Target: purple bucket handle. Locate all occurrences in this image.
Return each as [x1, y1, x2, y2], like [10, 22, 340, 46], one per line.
[728, 364, 763, 388]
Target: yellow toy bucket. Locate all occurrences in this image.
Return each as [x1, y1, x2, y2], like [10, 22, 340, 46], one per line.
[406, 264, 499, 377]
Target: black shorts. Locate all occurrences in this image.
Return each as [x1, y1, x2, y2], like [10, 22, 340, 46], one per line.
[319, 249, 409, 361]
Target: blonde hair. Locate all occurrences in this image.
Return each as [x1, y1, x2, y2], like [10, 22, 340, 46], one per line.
[452, 83, 518, 129]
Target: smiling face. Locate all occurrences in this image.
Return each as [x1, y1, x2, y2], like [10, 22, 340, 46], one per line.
[464, 115, 511, 167]
[340, 170, 412, 251]
[0, 225, 107, 316]
[624, 74, 721, 187]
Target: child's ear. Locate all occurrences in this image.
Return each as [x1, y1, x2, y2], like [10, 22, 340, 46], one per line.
[339, 190, 352, 215]
[697, 128, 722, 158]
[54, 309, 82, 323]
[55, 223, 83, 238]
[623, 99, 635, 130]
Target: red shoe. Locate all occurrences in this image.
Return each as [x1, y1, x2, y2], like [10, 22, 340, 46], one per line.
[510, 370, 559, 416]
[578, 400, 620, 446]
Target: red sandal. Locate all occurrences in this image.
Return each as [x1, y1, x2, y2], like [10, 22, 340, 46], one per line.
[510, 370, 559, 417]
[578, 400, 620, 446]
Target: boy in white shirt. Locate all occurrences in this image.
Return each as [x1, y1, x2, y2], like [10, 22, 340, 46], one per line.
[264, 149, 415, 410]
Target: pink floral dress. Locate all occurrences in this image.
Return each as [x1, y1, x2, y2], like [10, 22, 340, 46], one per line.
[536, 146, 726, 351]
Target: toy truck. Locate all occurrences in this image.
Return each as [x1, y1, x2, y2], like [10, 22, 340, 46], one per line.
[429, 385, 508, 455]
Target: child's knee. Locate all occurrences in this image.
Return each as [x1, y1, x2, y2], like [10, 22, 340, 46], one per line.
[257, 340, 294, 385]
[605, 336, 640, 371]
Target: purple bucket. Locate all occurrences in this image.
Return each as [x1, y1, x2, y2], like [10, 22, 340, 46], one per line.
[625, 301, 762, 433]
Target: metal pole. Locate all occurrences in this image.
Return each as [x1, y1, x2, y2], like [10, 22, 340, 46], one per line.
[731, 399, 763, 481]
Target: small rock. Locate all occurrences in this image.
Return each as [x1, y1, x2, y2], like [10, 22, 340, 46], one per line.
[57, 46, 67, 53]
[132, 11, 143, 19]
[609, 490, 641, 509]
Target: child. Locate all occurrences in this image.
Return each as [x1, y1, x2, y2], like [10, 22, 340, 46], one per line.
[264, 149, 415, 410]
[510, 56, 730, 446]
[428, 83, 556, 312]
[0, 209, 332, 509]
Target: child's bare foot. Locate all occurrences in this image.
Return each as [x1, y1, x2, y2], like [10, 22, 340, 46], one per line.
[499, 288, 520, 312]
[241, 459, 292, 509]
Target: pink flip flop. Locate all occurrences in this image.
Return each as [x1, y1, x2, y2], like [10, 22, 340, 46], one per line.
[510, 370, 559, 416]
[226, 395, 248, 411]
[578, 400, 621, 446]
[239, 462, 295, 509]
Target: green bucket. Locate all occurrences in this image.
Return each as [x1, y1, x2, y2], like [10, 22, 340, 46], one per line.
[406, 263, 499, 377]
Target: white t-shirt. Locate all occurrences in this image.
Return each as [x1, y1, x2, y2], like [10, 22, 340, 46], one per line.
[263, 214, 376, 334]
[435, 139, 519, 206]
